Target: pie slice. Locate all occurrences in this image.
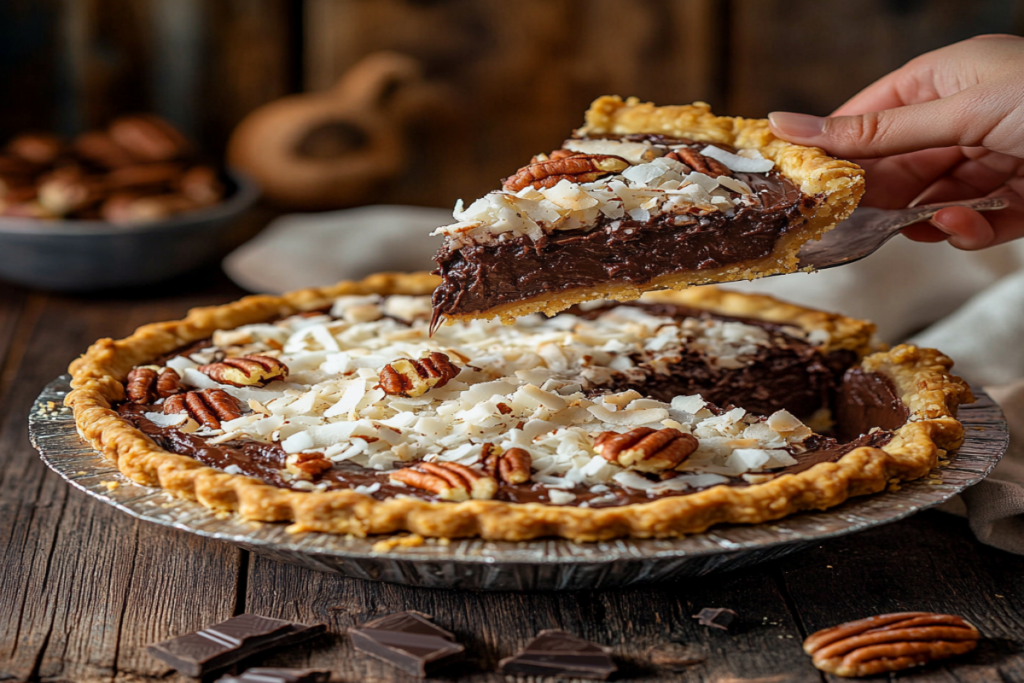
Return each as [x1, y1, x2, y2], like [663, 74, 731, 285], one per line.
[430, 96, 865, 326]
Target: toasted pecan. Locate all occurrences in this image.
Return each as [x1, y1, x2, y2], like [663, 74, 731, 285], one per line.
[163, 389, 242, 429]
[390, 461, 497, 501]
[379, 351, 459, 398]
[594, 427, 699, 472]
[804, 612, 980, 677]
[665, 147, 729, 177]
[502, 154, 629, 192]
[482, 444, 532, 485]
[200, 355, 289, 388]
[125, 366, 183, 403]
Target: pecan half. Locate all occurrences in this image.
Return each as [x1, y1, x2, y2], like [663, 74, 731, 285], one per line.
[105, 162, 184, 190]
[286, 452, 333, 480]
[379, 351, 459, 398]
[37, 169, 102, 216]
[72, 131, 137, 169]
[390, 461, 497, 501]
[178, 165, 224, 205]
[481, 444, 532, 485]
[7, 132, 63, 166]
[108, 114, 190, 162]
[164, 389, 242, 429]
[666, 147, 730, 177]
[125, 366, 184, 403]
[594, 427, 699, 472]
[502, 154, 630, 192]
[803, 612, 980, 677]
[530, 148, 582, 164]
[199, 355, 289, 387]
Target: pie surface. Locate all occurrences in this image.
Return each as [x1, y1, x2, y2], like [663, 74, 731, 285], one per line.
[430, 96, 865, 326]
[66, 273, 970, 541]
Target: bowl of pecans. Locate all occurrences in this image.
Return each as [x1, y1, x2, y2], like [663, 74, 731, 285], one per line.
[0, 115, 259, 291]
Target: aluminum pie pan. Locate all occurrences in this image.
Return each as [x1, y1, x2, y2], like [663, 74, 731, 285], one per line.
[31, 375, 1007, 591]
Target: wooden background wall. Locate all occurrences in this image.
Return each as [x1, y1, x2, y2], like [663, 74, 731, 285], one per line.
[2, 0, 1022, 208]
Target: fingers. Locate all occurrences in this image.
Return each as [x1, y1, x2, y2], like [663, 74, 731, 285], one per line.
[768, 91, 992, 159]
[903, 195, 1024, 250]
[911, 149, 1023, 206]
[928, 206, 996, 250]
[856, 148, 965, 209]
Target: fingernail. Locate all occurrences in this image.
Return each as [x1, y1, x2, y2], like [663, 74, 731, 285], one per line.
[768, 112, 826, 138]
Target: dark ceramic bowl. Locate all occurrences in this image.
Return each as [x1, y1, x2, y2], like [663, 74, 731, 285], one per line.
[0, 171, 259, 291]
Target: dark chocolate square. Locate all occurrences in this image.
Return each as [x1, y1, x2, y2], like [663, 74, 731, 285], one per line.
[146, 613, 326, 677]
[215, 667, 331, 683]
[499, 629, 616, 680]
[348, 611, 465, 677]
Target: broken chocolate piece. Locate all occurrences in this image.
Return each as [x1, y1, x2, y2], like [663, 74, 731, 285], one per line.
[498, 629, 616, 680]
[693, 607, 738, 630]
[348, 611, 464, 677]
[145, 613, 326, 677]
[216, 668, 331, 683]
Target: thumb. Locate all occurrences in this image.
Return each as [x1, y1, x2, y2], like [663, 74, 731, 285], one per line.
[768, 97, 972, 159]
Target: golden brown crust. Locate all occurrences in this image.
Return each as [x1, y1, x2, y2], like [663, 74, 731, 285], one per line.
[441, 96, 866, 325]
[66, 273, 969, 541]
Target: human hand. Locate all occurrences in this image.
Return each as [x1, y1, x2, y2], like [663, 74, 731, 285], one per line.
[767, 34, 1024, 250]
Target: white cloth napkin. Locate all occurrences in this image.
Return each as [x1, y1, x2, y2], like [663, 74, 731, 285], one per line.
[224, 205, 1024, 552]
[224, 205, 451, 294]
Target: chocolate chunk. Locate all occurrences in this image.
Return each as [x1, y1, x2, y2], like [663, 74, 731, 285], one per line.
[216, 668, 330, 683]
[146, 613, 326, 677]
[693, 607, 737, 630]
[498, 630, 616, 680]
[348, 611, 465, 677]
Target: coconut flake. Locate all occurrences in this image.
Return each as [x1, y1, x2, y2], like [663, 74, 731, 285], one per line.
[143, 412, 187, 428]
[548, 489, 577, 505]
[700, 145, 775, 173]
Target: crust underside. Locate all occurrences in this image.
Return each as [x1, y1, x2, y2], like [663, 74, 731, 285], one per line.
[65, 273, 970, 542]
[440, 96, 866, 325]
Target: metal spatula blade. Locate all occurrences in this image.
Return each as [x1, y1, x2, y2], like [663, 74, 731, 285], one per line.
[794, 196, 1009, 271]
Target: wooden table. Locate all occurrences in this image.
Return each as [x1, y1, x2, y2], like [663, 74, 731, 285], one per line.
[2, 267, 1023, 683]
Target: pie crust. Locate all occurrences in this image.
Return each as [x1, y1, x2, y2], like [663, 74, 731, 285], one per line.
[66, 272, 971, 541]
[434, 96, 866, 325]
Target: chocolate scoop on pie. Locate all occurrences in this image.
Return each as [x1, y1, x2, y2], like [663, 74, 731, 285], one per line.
[66, 274, 971, 542]
[430, 96, 865, 327]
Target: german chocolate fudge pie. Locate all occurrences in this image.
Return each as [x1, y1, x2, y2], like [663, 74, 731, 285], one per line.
[67, 274, 971, 541]
[430, 96, 865, 326]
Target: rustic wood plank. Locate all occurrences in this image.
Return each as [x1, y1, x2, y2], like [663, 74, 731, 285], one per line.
[778, 510, 1024, 682]
[112, 523, 243, 683]
[302, 0, 725, 207]
[0, 1, 61, 138]
[726, 0, 1022, 117]
[0, 275, 247, 683]
[196, 0, 296, 152]
[0, 283, 30, 407]
[242, 551, 819, 681]
[10, 0, 293, 152]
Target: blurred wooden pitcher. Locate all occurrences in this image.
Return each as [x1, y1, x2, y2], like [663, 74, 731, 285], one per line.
[229, 51, 430, 209]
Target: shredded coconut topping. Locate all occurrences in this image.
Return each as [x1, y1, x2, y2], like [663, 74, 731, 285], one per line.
[431, 138, 776, 249]
[154, 296, 823, 499]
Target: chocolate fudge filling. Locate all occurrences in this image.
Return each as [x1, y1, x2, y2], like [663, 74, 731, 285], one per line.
[835, 368, 910, 443]
[431, 136, 818, 320]
[578, 302, 853, 416]
[122, 401, 893, 508]
[117, 303, 906, 508]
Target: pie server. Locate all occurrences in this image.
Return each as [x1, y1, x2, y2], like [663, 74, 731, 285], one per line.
[792, 196, 1010, 272]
